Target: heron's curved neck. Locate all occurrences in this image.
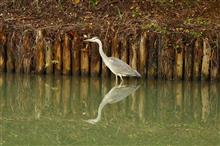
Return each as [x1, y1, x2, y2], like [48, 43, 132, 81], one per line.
[97, 40, 108, 60]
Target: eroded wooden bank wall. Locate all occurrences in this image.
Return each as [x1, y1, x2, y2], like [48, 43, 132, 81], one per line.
[0, 29, 220, 80]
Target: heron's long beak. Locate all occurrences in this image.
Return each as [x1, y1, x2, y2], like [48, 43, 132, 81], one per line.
[83, 39, 92, 42]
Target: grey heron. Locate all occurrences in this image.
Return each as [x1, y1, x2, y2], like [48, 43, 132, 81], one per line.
[85, 82, 141, 124]
[84, 37, 141, 82]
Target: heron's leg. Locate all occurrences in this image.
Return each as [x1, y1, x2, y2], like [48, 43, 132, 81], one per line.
[119, 75, 124, 83]
[115, 75, 118, 84]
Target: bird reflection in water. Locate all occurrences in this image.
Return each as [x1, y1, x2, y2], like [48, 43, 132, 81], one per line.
[86, 82, 141, 124]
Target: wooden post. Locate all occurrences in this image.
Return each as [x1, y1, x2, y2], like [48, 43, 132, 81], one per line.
[14, 32, 23, 73]
[129, 35, 138, 72]
[201, 37, 211, 80]
[90, 42, 101, 76]
[210, 33, 219, 80]
[71, 32, 80, 75]
[80, 40, 90, 76]
[23, 30, 33, 73]
[111, 34, 120, 59]
[45, 39, 53, 74]
[147, 32, 158, 79]
[0, 31, 6, 72]
[62, 33, 71, 75]
[139, 32, 147, 76]
[120, 34, 128, 63]
[158, 35, 174, 79]
[174, 35, 184, 80]
[6, 32, 15, 72]
[193, 38, 203, 80]
[184, 37, 194, 80]
[35, 29, 45, 74]
[54, 32, 62, 74]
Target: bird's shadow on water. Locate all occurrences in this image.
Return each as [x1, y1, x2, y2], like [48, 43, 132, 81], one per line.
[84, 80, 141, 124]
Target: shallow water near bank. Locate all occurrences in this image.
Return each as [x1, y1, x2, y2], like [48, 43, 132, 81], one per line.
[1, 74, 220, 146]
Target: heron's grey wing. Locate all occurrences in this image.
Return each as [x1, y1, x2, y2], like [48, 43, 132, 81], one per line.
[109, 57, 140, 76]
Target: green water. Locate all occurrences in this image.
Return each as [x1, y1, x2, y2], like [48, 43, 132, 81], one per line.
[1, 74, 220, 146]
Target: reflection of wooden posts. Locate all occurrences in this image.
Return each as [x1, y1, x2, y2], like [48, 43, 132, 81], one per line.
[90, 43, 101, 76]
[23, 31, 33, 73]
[138, 83, 145, 121]
[184, 37, 194, 80]
[201, 38, 211, 80]
[192, 83, 202, 120]
[62, 76, 71, 115]
[80, 43, 89, 76]
[35, 30, 45, 74]
[210, 34, 219, 80]
[62, 33, 71, 75]
[6, 32, 15, 72]
[175, 81, 183, 111]
[139, 32, 147, 76]
[70, 77, 80, 113]
[193, 38, 203, 80]
[102, 37, 111, 77]
[0, 31, 6, 72]
[183, 82, 193, 115]
[210, 83, 218, 118]
[158, 35, 174, 79]
[201, 83, 210, 121]
[71, 33, 80, 75]
[54, 32, 62, 74]
[147, 33, 158, 79]
[89, 78, 101, 115]
[45, 39, 53, 74]
[53, 77, 62, 110]
[174, 36, 184, 80]
[80, 77, 89, 112]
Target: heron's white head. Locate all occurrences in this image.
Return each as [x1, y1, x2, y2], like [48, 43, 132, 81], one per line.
[84, 36, 99, 43]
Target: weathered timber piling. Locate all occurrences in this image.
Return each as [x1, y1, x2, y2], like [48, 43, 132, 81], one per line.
[35, 30, 45, 74]
[129, 34, 138, 72]
[1, 28, 220, 81]
[6, 32, 15, 72]
[201, 37, 211, 80]
[14, 32, 23, 73]
[147, 32, 158, 79]
[45, 39, 53, 74]
[54, 32, 62, 74]
[112, 34, 120, 59]
[184, 37, 194, 80]
[210, 33, 219, 80]
[90, 42, 101, 76]
[0, 31, 6, 72]
[62, 33, 71, 75]
[139, 32, 147, 76]
[22, 30, 33, 73]
[174, 35, 184, 80]
[71, 32, 80, 75]
[80, 40, 90, 76]
[193, 38, 203, 80]
[158, 35, 174, 79]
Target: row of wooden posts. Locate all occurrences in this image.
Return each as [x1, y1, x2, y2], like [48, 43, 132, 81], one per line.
[0, 29, 220, 80]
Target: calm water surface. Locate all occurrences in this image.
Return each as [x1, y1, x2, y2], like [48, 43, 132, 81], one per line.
[1, 74, 220, 146]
